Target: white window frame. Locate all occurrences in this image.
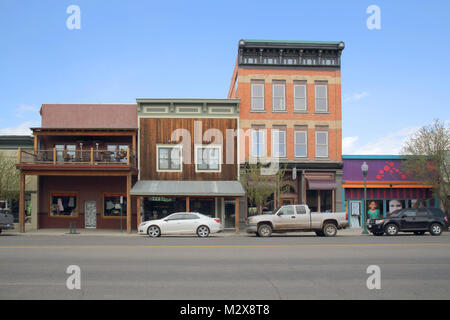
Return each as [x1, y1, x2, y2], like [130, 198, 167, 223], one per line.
[294, 130, 308, 157]
[272, 129, 286, 158]
[156, 144, 183, 172]
[251, 129, 266, 157]
[315, 84, 328, 112]
[251, 83, 265, 111]
[315, 131, 328, 158]
[272, 83, 286, 111]
[194, 144, 222, 173]
[294, 84, 307, 111]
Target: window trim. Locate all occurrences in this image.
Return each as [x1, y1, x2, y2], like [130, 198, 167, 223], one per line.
[194, 144, 222, 173]
[251, 82, 265, 111]
[102, 193, 127, 219]
[272, 129, 286, 158]
[294, 130, 308, 158]
[272, 82, 286, 111]
[156, 144, 183, 173]
[315, 83, 328, 113]
[48, 191, 79, 218]
[315, 131, 329, 158]
[251, 128, 266, 157]
[294, 84, 307, 112]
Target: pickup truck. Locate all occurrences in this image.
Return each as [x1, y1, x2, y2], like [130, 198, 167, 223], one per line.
[0, 209, 15, 234]
[246, 204, 349, 237]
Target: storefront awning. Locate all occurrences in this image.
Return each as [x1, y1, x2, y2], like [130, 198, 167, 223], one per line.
[306, 178, 336, 190]
[130, 180, 245, 197]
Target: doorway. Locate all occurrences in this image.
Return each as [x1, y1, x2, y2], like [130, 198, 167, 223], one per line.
[85, 201, 97, 228]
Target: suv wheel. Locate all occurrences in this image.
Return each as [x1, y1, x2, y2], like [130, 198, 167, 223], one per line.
[385, 223, 398, 236]
[257, 224, 272, 237]
[430, 223, 442, 236]
[322, 223, 337, 237]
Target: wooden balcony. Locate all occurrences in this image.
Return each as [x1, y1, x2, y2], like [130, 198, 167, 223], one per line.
[17, 148, 137, 171]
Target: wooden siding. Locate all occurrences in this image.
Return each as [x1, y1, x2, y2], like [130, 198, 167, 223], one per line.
[139, 118, 238, 181]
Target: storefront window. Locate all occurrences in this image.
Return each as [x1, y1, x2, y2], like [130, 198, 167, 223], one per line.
[365, 200, 383, 220]
[387, 200, 406, 215]
[190, 198, 215, 217]
[103, 194, 127, 217]
[50, 192, 77, 217]
[143, 196, 186, 221]
[306, 190, 318, 212]
[320, 190, 332, 212]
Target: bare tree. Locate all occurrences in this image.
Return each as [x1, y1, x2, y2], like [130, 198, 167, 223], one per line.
[401, 119, 450, 214]
[240, 163, 289, 215]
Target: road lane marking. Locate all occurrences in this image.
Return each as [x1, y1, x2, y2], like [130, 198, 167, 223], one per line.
[1, 243, 449, 249]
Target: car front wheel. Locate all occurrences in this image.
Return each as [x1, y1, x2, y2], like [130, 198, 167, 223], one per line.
[430, 223, 442, 236]
[257, 224, 272, 237]
[197, 225, 210, 238]
[385, 224, 398, 236]
[147, 225, 161, 238]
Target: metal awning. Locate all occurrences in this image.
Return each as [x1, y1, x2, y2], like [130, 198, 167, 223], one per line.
[306, 178, 337, 190]
[130, 180, 245, 197]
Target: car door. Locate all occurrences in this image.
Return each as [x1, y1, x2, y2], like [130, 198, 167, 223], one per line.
[295, 205, 311, 230]
[399, 209, 417, 230]
[182, 213, 201, 234]
[161, 213, 186, 234]
[273, 205, 297, 229]
[415, 208, 431, 230]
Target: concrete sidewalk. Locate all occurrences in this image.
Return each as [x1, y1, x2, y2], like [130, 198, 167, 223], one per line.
[3, 227, 370, 237]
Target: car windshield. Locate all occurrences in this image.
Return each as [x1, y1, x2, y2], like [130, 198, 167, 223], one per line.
[390, 209, 406, 217]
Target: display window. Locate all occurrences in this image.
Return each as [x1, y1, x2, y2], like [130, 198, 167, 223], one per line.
[103, 193, 127, 218]
[49, 192, 77, 217]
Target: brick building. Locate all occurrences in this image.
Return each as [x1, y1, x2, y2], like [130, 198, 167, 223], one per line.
[228, 39, 345, 213]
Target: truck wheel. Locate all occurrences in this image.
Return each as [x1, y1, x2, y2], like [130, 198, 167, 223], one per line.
[322, 223, 337, 237]
[257, 224, 272, 237]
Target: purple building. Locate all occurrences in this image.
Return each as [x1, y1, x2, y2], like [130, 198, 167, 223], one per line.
[342, 155, 436, 228]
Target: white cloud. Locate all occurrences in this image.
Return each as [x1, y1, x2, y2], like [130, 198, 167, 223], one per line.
[0, 121, 36, 135]
[343, 91, 369, 103]
[342, 125, 421, 155]
[342, 136, 359, 154]
[14, 104, 40, 118]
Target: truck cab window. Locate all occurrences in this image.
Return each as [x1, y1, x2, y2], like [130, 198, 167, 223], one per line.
[295, 205, 307, 214]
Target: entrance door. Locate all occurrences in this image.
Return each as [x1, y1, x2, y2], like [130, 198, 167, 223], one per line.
[85, 201, 97, 228]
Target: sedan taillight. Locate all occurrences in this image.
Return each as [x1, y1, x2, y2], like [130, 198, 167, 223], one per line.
[214, 218, 221, 224]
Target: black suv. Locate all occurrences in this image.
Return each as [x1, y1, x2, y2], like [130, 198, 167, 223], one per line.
[367, 207, 449, 236]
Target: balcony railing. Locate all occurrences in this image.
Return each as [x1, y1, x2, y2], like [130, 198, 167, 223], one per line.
[18, 148, 136, 167]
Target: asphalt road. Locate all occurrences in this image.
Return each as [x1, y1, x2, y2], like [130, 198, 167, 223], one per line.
[1, 233, 450, 299]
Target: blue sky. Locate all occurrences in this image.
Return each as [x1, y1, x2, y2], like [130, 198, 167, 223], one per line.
[0, 0, 449, 154]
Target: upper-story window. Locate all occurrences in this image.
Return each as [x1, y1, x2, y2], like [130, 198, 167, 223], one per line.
[251, 81, 265, 111]
[251, 128, 266, 157]
[107, 144, 129, 163]
[272, 128, 286, 157]
[315, 131, 328, 158]
[294, 130, 308, 157]
[157, 145, 182, 172]
[294, 82, 307, 112]
[315, 82, 328, 112]
[195, 145, 221, 172]
[272, 81, 286, 111]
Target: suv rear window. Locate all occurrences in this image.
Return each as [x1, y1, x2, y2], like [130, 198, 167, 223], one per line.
[429, 208, 445, 218]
